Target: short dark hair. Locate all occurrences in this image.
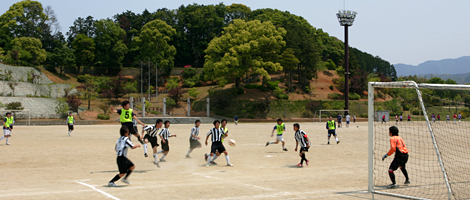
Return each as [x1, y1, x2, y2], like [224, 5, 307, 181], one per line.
[221, 119, 227, 123]
[164, 120, 170, 126]
[195, 119, 201, 124]
[155, 119, 163, 125]
[120, 126, 129, 136]
[122, 100, 130, 107]
[389, 126, 399, 136]
[277, 118, 283, 122]
[213, 120, 220, 125]
[293, 123, 300, 129]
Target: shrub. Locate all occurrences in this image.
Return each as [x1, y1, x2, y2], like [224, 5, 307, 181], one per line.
[166, 77, 180, 90]
[5, 102, 24, 110]
[328, 93, 343, 100]
[349, 93, 361, 100]
[276, 93, 289, 99]
[55, 99, 69, 118]
[266, 80, 280, 91]
[360, 113, 368, 118]
[411, 108, 421, 115]
[403, 104, 411, 111]
[244, 84, 263, 89]
[77, 74, 93, 83]
[188, 88, 200, 99]
[305, 86, 312, 94]
[97, 114, 110, 120]
[329, 85, 334, 90]
[183, 79, 196, 88]
[292, 85, 297, 90]
[182, 66, 197, 79]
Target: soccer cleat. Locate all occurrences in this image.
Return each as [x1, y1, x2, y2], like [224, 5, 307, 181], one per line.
[144, 153, 148, 157]
[306, 160, 309, 166]
[227, 163, 234, 167]
[153, 162, 160, 168]
[121, 178, 131, 184]
[283, 148, 288, 151]
[387, 184, 397, 189]
[204, 154, 208, 161]
[404, 180, 410, 185]
[210, 161, 217, 165]
[186, 155, 191, 158]
[108, 182, 118, 187]
[297, 163, 303, 167]
[6, 143, 10, 145]
[265, 142, 269, 147]
[327, 141, 330, 145]
[160, 159, 166, 162]
[206, 164, 210, 167]
[337, 141, 340, 144]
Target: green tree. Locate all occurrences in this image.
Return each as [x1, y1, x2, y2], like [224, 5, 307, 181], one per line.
[65, 16, 95, 45]
[72, 34, 95, 73]
[76, 81, 97, 110]
[280, 48, 299, 92]
[93, 19, 128, 75]
[46, 44, 75, 74]
[9, 37, 46, 65]
[204, 19, 286, 88]
[134, 19, 176, 75]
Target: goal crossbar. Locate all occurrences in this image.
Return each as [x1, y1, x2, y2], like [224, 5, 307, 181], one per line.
[368, 81, 470, 200]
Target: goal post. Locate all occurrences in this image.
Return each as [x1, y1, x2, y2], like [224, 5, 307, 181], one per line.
[368, 81, 470, 200]
[315, 110, 349, 122]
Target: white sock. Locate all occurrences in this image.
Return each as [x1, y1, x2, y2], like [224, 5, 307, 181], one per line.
[328, 138, 330, 142]
[154, 153, 158, 163]
[6, 138, 9, 143]
[143, 144, 148, 154]
[161, 154, 166, 160]
[157, 151, 163, 154]
[0, 136, 4, 141]
[186, 150, 191, 156]
[207, 155, 213, 165]
[269, 142, 275, 144]
[225, 155, 230, 164]
[211, 156, 219, 162]
[335, 137, 339, 142]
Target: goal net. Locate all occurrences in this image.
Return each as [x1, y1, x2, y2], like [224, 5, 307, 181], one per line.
[368, 81, 470, 200]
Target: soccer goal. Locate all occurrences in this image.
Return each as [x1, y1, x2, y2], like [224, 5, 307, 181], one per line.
[315, 110, 349, 122]
[368, 81, 470, 200]
[0, 110, 30, 126]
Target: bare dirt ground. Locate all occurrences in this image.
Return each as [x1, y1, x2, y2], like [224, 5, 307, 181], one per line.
[0, 122, 399, 200]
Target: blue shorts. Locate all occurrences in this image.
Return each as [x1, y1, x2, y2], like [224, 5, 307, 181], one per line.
[346, 121, 350, 124]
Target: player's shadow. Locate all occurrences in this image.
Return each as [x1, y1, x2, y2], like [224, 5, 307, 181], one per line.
[265, 152, 284, 153]
[91, 170, 152, 174]
[102, 185, 128, 188]
[284, 165, 303, 168]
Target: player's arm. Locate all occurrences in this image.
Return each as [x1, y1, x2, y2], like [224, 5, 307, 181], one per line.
[132, 114, 145, 126]
[305, 134, 310, 148]
[158, 129, 165, 143]
[127, 139, 140, 149]
[191, 128, 199, 140]
[141, 126, 147, 139]
[383, 138, 397, 160]
[271, 126, 276, 137]
[205, 130, 212, 145]
[326, 122, 329, 130]
[205, 135, 210, 146]
[295, 140, 299, 151]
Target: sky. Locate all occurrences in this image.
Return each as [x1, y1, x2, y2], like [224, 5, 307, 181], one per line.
[1, 0, 469, 66]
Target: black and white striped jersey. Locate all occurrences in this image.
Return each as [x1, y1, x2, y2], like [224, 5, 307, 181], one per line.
[158, 128, 171, 140]
[115, 136, 134, 157]
[295, 130, 310, 148]
[206, 127, 225, 142]
[190, 126, 200, 140]
[143, 125, 159, 137]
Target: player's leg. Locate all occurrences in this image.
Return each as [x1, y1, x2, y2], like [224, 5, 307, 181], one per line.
[143, 136, 149, 157]
[327, 132, 331, 144]
[211, 150, 220, 163]
[121, 159, 135, 184]
[109, 157, 129, 186]
[128, 125, 143, 144]
[222, 148, 233, 166]
[207, 145, 216, 166]
[334, 132, 339, 144]
[399, 154, 410, 184]
[387, 160, 400, 188]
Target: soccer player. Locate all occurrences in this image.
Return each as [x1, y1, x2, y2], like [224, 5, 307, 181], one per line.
[157, 120, 177, 162]
[431, 113, 436, 123]
[117, 100, 145, 144]
[337, 113, 342, 128]
[346, 114, 350, 128]
[205, 120, 233, 167]
[294, 123, 310, 167]
[108, 126, 141, 187]
[234, 115, 239, 125]
[407, 115, 411, 122]
[66, 112, 75, 136]
[382, 115, 386, 124]
[437, 114, 441, 122]
[326, 116, 340, 145]
[265, 118, 288, 151]
[382, 126, 410, 189]
[399, 115, 403, 123]
[395, 115, 398, 125]
[206, 119, 229, 164]
[186, 120, 202, 158]
[453, 113, 457, 123]
[447, 114, 450, 122]
[353, 114, 356, 123]
[458, 113, 462, 122]
[1, 112, 12, 145]
[142, 119, 162, 167]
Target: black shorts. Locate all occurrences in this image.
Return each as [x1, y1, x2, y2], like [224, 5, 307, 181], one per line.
[328, 130, 337, 137]
[122, 124, 138, 135]
[144, 135, 159, 148]
[161, 140, 169, 151]
[117, 156, 134, 174]
[10, 125, 13, 129]
[389, 154, 409, 171]
[211, 142, 226, 154]
[300, 146, 309, 153]
[400, 119, 402, 121]
[68, 124, 74, 130]
[189, 138, 201, 149]
[338, 120, 342, 123]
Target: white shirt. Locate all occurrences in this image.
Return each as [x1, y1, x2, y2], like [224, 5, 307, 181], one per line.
[346, 115, 350, 121]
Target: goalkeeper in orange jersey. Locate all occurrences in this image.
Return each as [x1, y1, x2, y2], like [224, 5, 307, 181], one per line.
[382, 126, 410, 189]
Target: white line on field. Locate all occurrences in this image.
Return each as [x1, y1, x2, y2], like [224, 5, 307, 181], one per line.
[240, 183, 273, 191]
[75, 181, 120, 200]
[192, 172, 220, 179]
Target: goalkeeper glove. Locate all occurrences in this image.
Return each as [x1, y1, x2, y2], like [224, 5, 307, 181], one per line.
[382, 154, 388, 161]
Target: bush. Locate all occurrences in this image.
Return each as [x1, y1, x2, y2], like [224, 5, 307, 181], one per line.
[166, 77, 180, 90]
[182, 66, 197, 79]
[411, 108, 421, 115]
[360, 113, 368, 118]
[266, 80, 280, 91]
[55, 99, 69, 118]
[236, 88, 244, 95]
[5, 102, 24, 110]
[403, 104, 411, 111]
[183, 79, 196, 88]
[349, 93, 360, 100]
[77, 74, 93, 83]
[293, 85, 297, 90]
[244, 84, 263, 89]
[328, 93, 343, 100]
[188, 88, 200, 99]
[97, 114, 110, 120]
[98, 104, 109, 115]
[276, 93, 289, 99]
[305, 86, 312, 94]
[329, 85, 334, 90]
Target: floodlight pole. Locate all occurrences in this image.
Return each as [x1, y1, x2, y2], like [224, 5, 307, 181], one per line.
[337, 10, 357, 116]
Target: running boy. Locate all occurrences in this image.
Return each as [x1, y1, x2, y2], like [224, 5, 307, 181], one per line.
[395, 115, 398, 125]
[66, 112, 75, 136]
[265, 118, 288, 151]
[453, 113, 457, 123]
[346, 114, 350, 128]
[234, 116, 239, 125]
[205, 120, 233, 167]
[382, 126, 410, 189]
[142, 119, 163, 167]
[1, 112, 12, 145]
[206, 119, 229, 164]
[326, 116, 340, 145]
[117, 100, 145, 144]
[337, 113, 342, 128]
[157, 120, 177, 162]
[186, 120, 202, 158]
[108, 126, 141, 187]
[294, 123, 310, 167]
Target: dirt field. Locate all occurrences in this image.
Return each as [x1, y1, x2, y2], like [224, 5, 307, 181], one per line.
[0, 122, 399, 200]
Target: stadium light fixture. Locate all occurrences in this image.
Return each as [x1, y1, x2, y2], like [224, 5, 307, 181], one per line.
[336, 9, 357, 116]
